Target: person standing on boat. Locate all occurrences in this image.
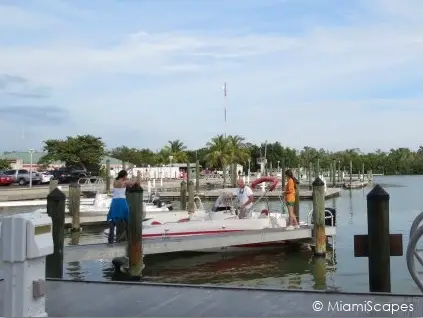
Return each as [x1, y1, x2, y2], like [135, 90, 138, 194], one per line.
[107, 170, 137, 244]
[284, 169, 300, 230]
[236, 178, 254, 219]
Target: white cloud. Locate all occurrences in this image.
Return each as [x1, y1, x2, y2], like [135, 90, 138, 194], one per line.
[0, 4, 59, 29]
[0, 0, 422, 151]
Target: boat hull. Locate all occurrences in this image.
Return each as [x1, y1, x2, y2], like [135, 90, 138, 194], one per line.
[105, 214, 290, 253]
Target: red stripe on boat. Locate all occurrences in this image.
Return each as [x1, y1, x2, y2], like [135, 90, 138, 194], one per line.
[142, 229, 243, 238]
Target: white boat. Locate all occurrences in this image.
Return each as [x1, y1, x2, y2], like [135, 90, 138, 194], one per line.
[104, 179, 301, 252]
[35, 193, 174, 216]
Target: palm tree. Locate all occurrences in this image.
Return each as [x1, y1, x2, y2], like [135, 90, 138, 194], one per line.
[227, 135, 250, 164]
[158, 140, 188, 163]
[204, 135, 232, 187]
[205, 134, 250, 187]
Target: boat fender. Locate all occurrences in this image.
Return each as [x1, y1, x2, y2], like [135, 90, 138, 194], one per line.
[151, 221, 162, 225]
[178, 218, 190, 223]
[251, 176, 279, 191]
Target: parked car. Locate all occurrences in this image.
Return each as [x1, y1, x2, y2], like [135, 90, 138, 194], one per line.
[40, 171, 54, 184]
[2, 169, 42, 186]
[0, 174, 14, 186]
[52, 166, 90, 183]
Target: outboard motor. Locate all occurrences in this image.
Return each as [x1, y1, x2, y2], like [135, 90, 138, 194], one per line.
[325, 207, 336, 226]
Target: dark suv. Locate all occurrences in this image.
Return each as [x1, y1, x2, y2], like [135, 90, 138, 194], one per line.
[52, 166, 90, 183]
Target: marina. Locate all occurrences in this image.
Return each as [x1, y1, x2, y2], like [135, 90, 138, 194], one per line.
[1, 175, 423, 317]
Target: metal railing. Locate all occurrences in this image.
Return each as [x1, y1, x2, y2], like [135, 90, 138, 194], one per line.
[77, 177, 106, 193]
[406, 211, 423, 292]
[307, 209, 335, 227]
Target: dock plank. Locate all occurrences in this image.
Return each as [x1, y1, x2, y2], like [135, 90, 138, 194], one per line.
[5, 280, 421, 317]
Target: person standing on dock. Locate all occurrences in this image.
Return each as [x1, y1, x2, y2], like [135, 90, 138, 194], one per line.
[107, 170, 137, 244]
[236, 178, 254, 219]
[284, 169, 299, 230]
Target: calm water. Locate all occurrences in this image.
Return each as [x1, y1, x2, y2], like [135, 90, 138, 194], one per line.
[1, 175, 423, 294]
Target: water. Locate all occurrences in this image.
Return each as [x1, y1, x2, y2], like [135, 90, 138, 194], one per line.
[1, 175, 422, 294]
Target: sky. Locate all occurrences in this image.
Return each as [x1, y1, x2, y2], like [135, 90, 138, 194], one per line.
[0, 0, 422, 153]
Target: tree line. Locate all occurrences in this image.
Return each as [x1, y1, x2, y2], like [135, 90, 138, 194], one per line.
[2, 134, 423, 175]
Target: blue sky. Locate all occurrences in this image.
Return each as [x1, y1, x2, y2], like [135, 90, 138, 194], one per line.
[0, 0, 422, 153]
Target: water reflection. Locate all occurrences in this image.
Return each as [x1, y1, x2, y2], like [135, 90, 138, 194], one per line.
[88, 247, 337, 290]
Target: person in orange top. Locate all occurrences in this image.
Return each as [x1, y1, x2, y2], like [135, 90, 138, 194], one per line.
[284, 169, 299, 230]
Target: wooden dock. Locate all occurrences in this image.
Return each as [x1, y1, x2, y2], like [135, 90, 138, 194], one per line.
[64, 226, 337, 261]
[2, 279, 420, 317]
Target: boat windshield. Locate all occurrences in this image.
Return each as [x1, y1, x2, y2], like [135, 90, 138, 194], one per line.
[211, 192, 235, 212]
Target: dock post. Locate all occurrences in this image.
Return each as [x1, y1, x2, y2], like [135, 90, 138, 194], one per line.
[180, 180, 187, 210]
[315, 159, 320, 178]
[187, 162, 191, 183]
[46, 188, 66, 279]
[329, 162, 333, 187]
[195, 160, 200, 193]
[367, 185, 391, 292]
[361, 162, 365, 182]
[105, 159, 111, 193]
[312, 177, 326, 256]
[231, 163, 238, 187]
[281, 159, 286, 190]
[136, 170, 141, 184]
[308, 162, 312, 190]
[125, 184, 144, 279]
[49, 179, 58, 193]
[294, 179, 300, 221]
[349, 160, 353, 185]
[68, 182, 81, 232]
[187, 180, 195, 213]
[337, 161, 341, 182]
[269, 162, 273, 176]
[332, 160, 336, 187]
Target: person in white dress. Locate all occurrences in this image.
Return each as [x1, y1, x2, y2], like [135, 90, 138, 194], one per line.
[236, 178, 254, 219]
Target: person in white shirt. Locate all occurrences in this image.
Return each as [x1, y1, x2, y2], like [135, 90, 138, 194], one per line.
[236, 178, 254, 219]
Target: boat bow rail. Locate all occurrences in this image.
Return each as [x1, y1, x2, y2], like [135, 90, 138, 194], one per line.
[407, 211, 423, 293]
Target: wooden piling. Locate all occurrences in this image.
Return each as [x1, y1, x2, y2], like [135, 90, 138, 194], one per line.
[105, 159, 111, 193]
[338, 161, 341, 182]
[366, 185, 391, 292]
[329, 162, 333, 187]
[195, 160, 200, 193]
[231, 163, 238, 187]
[49, 179, 58, 193]
[308, 162, 312, 190]
[46, 188, 66, 279]
[180, 180, 187, 210]
[312, 177, 326, 256]
[269, 162, 273, 176]
[281, 159, 286, 190]
[68, 183, 81, 232]
[349, 160, 353, 185]
[136, 170, 141, 184]
[125, 184, 143, 279]
[187, 180, 195, 213]
[332, 160, 336, 186]
[294, 162, 300, 220]
[187, 162, 191, 183]
[315, 159, 320, 177]
[361, 162, 365, 182]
